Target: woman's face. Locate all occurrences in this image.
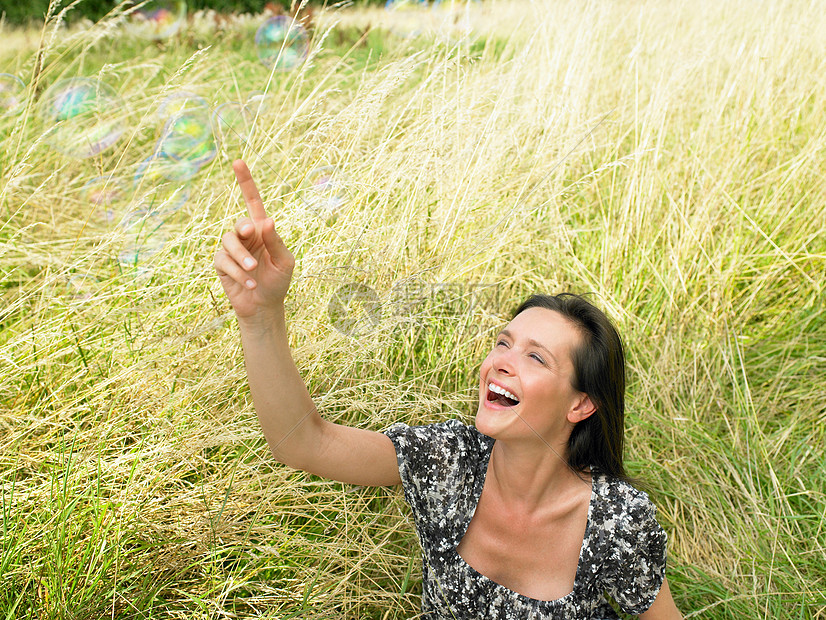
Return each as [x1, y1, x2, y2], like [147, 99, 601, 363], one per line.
[475, 307, 595, 446]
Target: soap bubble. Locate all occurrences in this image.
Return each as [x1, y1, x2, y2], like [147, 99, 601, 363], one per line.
[40, 78, 125, 158]
[148, 154, 203, 183]
[118, 206, 167, 278]
[118, 232, 166, 278]
[298, 166, 350, 224]
[245, 91, 273, 116]
[119, 208, 166, 235]
[385, 0, 427, 9]
[255, 16, 310, 71]
[431, 0, 476, 8]
[151, 92, 213, 177]
[158, 112, 215, 164]
[133, 156, 192, 211]
[124, 0, 187, 40]
[64, 274, 99, 301]
[155, 91, 207, 122]
[213, 102, 255, 157]
[0, 74, 26, 115]
[156, 105, 216, 171]
[82, 174, 127, 222]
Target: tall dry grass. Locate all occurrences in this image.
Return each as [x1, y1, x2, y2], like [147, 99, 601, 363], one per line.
[1, 0, 824, 617]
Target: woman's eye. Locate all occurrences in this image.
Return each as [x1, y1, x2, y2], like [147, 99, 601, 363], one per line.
[530, 353, 544, 364]
[495, 340, 508, 347]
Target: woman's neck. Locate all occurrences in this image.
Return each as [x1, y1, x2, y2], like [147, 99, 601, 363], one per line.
[487, 438, 589, 514]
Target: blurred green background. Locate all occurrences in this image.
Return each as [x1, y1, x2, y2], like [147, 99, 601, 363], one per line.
[0, 0, 334, 26]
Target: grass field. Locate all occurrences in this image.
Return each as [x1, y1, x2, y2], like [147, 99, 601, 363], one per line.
[1, 0, 825, 617]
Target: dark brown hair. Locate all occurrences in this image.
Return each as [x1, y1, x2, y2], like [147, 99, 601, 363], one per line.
[512, 293, 628, 481]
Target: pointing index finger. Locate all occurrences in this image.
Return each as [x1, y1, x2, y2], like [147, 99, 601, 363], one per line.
[233, 159, 267, 221]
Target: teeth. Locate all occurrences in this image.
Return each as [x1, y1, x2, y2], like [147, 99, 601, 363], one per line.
[488, 382, 519, 403]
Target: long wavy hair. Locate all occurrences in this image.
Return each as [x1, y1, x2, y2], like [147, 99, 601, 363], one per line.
[512, 293, 628, 481]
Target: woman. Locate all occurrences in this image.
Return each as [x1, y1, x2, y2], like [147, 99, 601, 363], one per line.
[214, 160, 683, 619]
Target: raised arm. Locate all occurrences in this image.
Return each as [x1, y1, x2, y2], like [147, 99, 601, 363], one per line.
[639, 578, 682, 620]
[214, 160, 400, 487]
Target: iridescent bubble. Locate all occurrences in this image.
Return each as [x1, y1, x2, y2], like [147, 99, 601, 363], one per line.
[40, 78, 125, 158]
[153, 154, 203, 183]
[63, 274, 96, 300]
[255, 16, 310, 71]
[117, 205, 167, 278]
[82, 174, 127, 222]
[155, 91, 208, 122]
[0, 74, 26, 116]
[124, 0, 187, 40]
[299, 166, 350, 224]
[245, 91, 273, 116]
[118, 232, 166, 278]
[156, 105, 216, 171]
[212, 102, 255, 157]
[119, 207, 166, 234]
[154, 92, 213, 170]
[431, 0, 476, 8]
[133, 156, 192, 211]
[385, 0, 428, 10]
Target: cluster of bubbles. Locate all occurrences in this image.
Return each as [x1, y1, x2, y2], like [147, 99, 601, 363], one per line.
[23, 0, 489, 305]
[64, 87, 352, 279]
[122, 1, 311, 71]
[111, 89, 275, 275]
[80, 170, 173, 277]
[55, 85, 271, 188]
[26, 3, 310, 165]
[12, 1, 380, 286]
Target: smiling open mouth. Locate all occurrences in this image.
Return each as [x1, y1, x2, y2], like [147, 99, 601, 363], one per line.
[487, 383, 520, 407]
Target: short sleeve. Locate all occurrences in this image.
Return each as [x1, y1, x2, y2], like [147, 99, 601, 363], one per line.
[383, 419, 485, 547]
[602, 490, 668, 614]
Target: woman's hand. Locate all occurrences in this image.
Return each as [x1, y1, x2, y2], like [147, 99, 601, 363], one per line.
[214, 160, 295, 320]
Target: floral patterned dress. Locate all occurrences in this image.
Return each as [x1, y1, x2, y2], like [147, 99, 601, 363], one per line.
[383, 419, 667, 619]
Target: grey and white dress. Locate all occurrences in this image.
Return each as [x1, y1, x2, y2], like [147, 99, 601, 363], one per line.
[383, 419, 668, 619]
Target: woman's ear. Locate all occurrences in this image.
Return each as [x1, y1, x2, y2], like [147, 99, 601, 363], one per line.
[568, 393, 596, 424]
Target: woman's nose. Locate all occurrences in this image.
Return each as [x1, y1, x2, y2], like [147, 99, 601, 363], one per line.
[493, 350, 515, 375]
